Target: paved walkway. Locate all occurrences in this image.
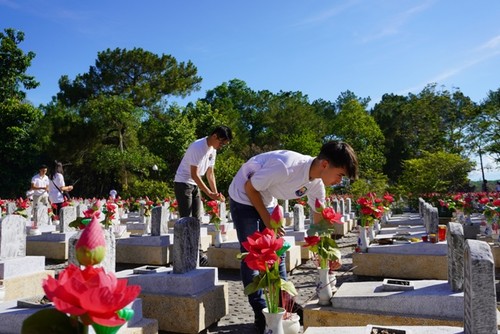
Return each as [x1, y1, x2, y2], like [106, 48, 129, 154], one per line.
[161, 231, 363, 334]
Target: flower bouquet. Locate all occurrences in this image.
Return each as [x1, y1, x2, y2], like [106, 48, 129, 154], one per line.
[13, 197, 30, 218]
[356, 193, 384, 227]
[204, 199, 222, 231]
[303, 199, 343, 269]
[239, 227, 297, 313]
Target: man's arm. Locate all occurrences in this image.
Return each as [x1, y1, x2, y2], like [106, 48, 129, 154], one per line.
[190, 165, 220, 200]
[244, 179, 285, 236]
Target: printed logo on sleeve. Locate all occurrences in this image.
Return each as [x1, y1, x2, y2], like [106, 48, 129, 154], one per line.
[295, 186, 307, 197]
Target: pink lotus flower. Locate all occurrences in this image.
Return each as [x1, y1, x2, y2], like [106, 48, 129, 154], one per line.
[269, 205, 284, 231]
[43, 264, 141, 327]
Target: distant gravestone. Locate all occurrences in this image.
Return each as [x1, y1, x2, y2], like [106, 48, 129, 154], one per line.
[346, 198, 352, 213]
[59, 206, 77, 232]
[419, 197, 425, 217]
[429, 206, 439, 235]
[6, 202, 16, 215]
[35, 203, 50, 227]
[76, 204, 89, 217]
[293, 204, 305, 231]
[447, 222, 464, 292]
[339, 198, 345, 215]
[219, 201, 227, 223]
[332, 199, 339, 213]
[173, 217, 200, 274]
[463, 239, 497, 334]
[283, 200, 289, 213]
[151, 205, 169, 236]
[0, 215, 27, 260]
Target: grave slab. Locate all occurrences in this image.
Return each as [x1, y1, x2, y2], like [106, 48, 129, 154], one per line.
[116, 235, 173, 265]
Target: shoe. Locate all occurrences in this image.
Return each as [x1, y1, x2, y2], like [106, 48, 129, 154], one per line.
[254, 317, 265, 334]
[199, 253, 209, 267]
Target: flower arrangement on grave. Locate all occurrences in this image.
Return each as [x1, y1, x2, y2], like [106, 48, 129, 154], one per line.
[69, 200, 115, 229]
[204, 199, 221, 231]
[21, 210, 141, 334]
[13, 197, 30, 218]
[166, 197, 178, 213]
[239, 227, 297, 313]
[356, 193, 384, 227]
[0, 199, 6, 216]
[303, 199, 343, 269]
[139, 197, 154, 217]
[483, 198, 500, 226]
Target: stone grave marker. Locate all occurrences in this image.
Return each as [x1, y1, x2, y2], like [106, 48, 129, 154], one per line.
[463, 239, 497, 334]
[339, 198, 345, 215]
[293, 204, 305, 232]
[173, 217, 200, 274]
[6, 202, 16, 215]
[0, 215, 27, 260]
[151, 205, 169, 236]
[59, 206, 77, 232]
[447, 222, 464, 292]
[76, 203, 88, 217]
[219, 201, 227, 223]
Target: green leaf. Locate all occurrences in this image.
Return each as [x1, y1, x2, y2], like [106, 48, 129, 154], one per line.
[21, 309, 85, 334]
[280, 279, 298, 296]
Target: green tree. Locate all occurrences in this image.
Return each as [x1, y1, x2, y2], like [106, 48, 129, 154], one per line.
[398, 151, 473, 195]
[0, 28, 42, 197]
[479, 88, 500, 164]
[0, 28, 39, 102]
[331, 99, 385, 175]
[57, 47, 202, 108]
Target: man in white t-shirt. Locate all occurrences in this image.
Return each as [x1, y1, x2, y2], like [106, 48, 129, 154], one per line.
[31, 164, 50, 224]
[228, 141, 358, 333]
[174, 125, 233, 220]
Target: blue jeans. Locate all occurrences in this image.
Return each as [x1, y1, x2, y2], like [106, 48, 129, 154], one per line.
[230, 198, 287, 321]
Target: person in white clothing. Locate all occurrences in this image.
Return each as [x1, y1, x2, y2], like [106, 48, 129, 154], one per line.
[228, 141, 358, 333]
[174, 125, 233, 220]
[48, 161, 73, 217]
[30, 164, 50, 224]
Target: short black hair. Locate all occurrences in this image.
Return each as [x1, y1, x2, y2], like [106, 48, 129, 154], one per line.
[317, 141, 359, 180]
[211, 125, 233, 141]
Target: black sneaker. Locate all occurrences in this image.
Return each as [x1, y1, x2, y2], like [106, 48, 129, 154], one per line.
[199, 253, 209, 267]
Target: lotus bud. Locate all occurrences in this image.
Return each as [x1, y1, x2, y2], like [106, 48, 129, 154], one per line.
[269, 205, 284, 230]
[75, 214, 106, 266]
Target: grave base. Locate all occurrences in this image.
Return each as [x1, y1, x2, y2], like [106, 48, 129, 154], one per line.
[140, 284, 227, 333]
[207, 242, 301, 272]
[1, 270, 54, 302]
[303, 326, 476, 334]
[352, 252, 447, 279]
[116, 235, 173, 265]
[26, 232, 77, 260]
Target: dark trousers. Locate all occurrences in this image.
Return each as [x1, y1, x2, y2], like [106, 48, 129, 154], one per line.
[230, 198, 287, 322]
[174, 182, 202, 219]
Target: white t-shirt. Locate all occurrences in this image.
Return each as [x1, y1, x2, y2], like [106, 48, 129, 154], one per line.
[174, 137, 216, 185]
[31, 173, 49, 196]
[228, 150, 325, 210]
[48, 173, 66, 204]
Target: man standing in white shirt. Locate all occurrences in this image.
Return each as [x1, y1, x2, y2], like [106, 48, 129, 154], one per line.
[174, 125, 233, 220]
[30, 164, 49, 226]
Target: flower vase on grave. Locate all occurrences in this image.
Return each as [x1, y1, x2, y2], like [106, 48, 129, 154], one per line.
[282, 313, 300, 334]
[357, 226, 369, 252]
[214, 230, 223, 248]
[263, 307, 285, 334]
[316, 268, 333, 306]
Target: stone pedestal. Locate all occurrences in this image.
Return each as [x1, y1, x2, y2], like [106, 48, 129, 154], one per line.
[116, 235, 173, 265]
[26, 232, 78, 260]
[117, 267, 228, 333]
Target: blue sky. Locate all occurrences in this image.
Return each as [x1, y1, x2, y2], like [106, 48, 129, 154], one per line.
[2, 0, 500, 181]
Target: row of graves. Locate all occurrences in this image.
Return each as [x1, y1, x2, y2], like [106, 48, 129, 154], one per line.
[302, 197, 500, 333]
[0, 196, 357, 333]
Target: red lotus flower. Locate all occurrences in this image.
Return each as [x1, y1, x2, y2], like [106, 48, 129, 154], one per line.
[43, 264, 141, 327]
[321, 206, 342, 224]
[75, 215, 106, 267]
[304, 235, 321, 247]
[242, 228, 283, 272]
